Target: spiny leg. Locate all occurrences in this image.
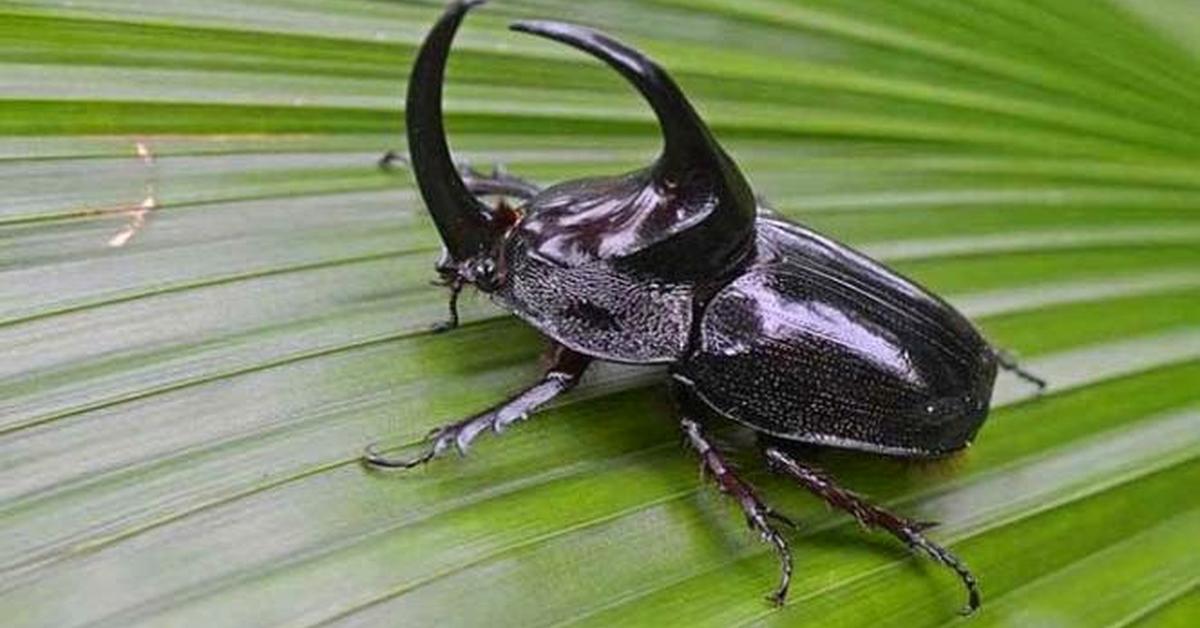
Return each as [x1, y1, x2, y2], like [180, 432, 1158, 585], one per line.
[458, 162, 541, 200]
[377, 152, 541, 200]
[762, 446, 981, 614]
[680, 417, 795, 606]
[422, 163, 540, 335]
[378, 149, 406, 170]
[363, 345, 590, 469]
[383, 153, 538, 335]
[430, 274, 463, 334]
[995, 347, 1047, 392]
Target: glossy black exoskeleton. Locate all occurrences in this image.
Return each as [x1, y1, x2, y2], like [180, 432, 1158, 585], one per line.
[367, 0, 1047, 613]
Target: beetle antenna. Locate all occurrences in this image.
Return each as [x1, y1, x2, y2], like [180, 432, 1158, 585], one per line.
[509, 19, 755, 212]
[407, 0, 500, 262]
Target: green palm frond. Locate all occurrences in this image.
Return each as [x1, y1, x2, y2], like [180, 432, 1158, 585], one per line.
[2, 1, 1198, 626]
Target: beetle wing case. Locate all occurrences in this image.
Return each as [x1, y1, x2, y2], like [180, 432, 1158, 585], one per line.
[676, 217, 999, 457]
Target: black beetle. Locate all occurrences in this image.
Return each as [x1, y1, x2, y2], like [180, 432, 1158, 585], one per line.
[367, 0, 1046, 613]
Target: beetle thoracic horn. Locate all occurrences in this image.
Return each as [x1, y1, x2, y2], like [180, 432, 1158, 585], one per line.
[510, 19, 756, 221]
[407, 0, 499, 262]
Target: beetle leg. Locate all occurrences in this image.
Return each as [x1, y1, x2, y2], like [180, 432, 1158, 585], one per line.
[430, 275, 464, 334]
[995, 348, 1047, 392]
[680, 417, 794, 606]
[762, 447, 981, 615]
[362, 345, 590, 469]
[458, 162, 542, 200]
[378, 152, 541, 200]
[377, 149, 406, 170]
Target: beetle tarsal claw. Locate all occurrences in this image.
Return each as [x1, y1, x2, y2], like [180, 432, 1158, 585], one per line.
[765, 508, 798, 530]
[361, 442, 437, 470]
[763, 527, 793, 607]
[680, 416, 794, 605]
[361, 421, 481, 470]
[764, 447, 982, 613]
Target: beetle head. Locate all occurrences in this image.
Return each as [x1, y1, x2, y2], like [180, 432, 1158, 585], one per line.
[410, 1, 758, 286]
[408, 0, 508, 288]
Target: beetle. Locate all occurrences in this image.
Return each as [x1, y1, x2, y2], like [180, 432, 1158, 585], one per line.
[366, 0, 1047, 613]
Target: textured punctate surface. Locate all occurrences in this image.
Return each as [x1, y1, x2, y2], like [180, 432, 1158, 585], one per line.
[681, 219, 997, 455]
[496, 236, 693, 363]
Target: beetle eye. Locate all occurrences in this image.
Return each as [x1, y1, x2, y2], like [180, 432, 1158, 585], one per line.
[474, 259, 496, 278]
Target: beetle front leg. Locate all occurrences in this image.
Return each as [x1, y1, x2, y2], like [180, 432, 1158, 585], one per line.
[680, 417, 796, 606]
[363, 345, 590, 469]
[762, 446, 981, 614]
[430, 274, 464, 334]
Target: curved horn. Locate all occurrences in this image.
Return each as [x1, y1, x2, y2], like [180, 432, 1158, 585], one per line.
[509, 20, 754, 211]
[408, 0, 497, 261]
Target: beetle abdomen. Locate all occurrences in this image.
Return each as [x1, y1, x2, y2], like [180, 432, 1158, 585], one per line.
[678, 222, 998, 457]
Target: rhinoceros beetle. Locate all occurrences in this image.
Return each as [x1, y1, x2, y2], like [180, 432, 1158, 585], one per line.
[366, 0, 1047, 613]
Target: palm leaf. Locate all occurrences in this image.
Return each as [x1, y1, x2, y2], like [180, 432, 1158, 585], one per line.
[2, 1, 1197, 626]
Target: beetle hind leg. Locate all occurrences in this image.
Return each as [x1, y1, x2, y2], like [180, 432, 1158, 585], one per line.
[363, 346, 590, 469]
[995, 348, 1047, 392]
[680, 417, 795, 606]
[762, 446, 981, 615]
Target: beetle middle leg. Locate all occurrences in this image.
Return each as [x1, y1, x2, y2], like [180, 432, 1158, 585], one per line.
[457, 162, 541, 200]
[363, 345, 590, 469]
[679, 415, 796, 606]
[762, 446, 981, 614]
[377, 149, 406, 171]
[378, 152, 542, 200]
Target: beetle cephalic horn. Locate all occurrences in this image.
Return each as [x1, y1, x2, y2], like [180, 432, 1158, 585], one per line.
[408, 0, 499, 262]
[509, 19, 755, 217]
